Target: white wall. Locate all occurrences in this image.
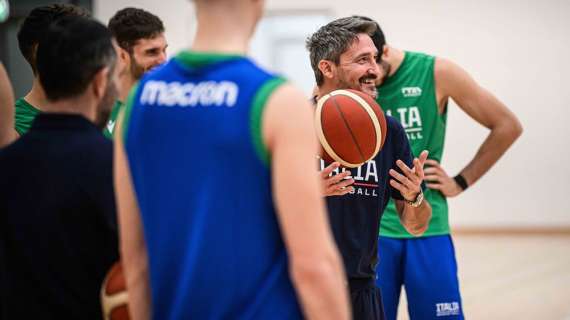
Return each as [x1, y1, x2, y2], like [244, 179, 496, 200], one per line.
[94, 0, 570, 228]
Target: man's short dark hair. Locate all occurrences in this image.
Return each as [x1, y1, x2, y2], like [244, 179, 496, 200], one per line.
[17, 4, 90, 74]
[108, 7, 164, 53]
[306, 17, 377, 86]
[36, 16, 116, 102]
[351, 16, 386, 60]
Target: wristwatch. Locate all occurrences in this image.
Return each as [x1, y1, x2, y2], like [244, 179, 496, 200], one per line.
[406, 189, 424, 208]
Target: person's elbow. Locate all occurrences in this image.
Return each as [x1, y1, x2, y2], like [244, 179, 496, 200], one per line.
[289, 250, 343, 289]
[495, 113, 523, 144]
[510, 116, 523, 141]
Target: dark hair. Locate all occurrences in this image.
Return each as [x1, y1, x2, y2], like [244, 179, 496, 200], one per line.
[36, 16, 116, 101]
[306, 17, 377, 86]
[17, 4, 90, 74]
[351, 16, 386, 60]
[108, 7, 164, 53]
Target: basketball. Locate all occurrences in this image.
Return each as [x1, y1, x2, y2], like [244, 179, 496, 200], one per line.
[101, 261, 130, 320]
[315, 89, 387, 168]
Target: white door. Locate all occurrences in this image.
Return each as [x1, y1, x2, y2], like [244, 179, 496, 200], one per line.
[250, 13, 331, 97]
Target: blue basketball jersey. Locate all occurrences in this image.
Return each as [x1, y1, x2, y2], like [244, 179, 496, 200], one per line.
[122, 51, 302, 320]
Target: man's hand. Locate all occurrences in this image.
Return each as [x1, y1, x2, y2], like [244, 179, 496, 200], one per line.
[389, 150, 428, 201]
[424, 159, 463, 197]
[321, 162, 354, 196]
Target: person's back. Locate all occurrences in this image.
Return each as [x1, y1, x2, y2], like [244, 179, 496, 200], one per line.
[0, 114, 117, 318]
[115, 1, 350, 320]
[0, 16, 119, 318]
[123, 52, 300, 319]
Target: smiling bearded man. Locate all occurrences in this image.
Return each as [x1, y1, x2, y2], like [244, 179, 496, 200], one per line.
[307, 17, 432, 320]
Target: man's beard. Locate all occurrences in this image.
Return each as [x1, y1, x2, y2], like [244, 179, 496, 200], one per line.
[336, 72, 378, 99]
[94, 81, 118, 130]
[130, 58, 146, 80]
[129, 54, 162, 80]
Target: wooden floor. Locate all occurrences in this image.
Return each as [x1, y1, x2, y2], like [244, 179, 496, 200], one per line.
[394, 234, 570, 320]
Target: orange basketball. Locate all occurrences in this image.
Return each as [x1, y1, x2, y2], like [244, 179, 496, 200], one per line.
[101, 261, 130, 320]
[315, 89, 387, 168]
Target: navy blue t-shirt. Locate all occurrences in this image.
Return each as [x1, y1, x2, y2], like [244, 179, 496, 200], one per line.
[323, 116, 415, 281]
[0, 113, 118, 319]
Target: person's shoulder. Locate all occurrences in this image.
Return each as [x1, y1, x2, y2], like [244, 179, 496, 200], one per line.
[384, 115, 409, 147]
[406, 50, 436, 61]
[140, 58, 178, 82]
[0, 138, 20, 163]
[72, 133, 113, 180]
[15, 97, 27, 107]
[77, 130, 113, 160]
[432, 54, 469, 78]
[433, 56, 470, 91]
[92, 133, 113, 154]
[0, 129, 38, 156]
[15, 97, 40, 113]
[0, 134, 42, 179]
[14, 97, 25, 108]
[373, 115, 404, 162]
[245, 58, 280, 78]
[386, 114, 405, 132]
[213, 56, 282, 84]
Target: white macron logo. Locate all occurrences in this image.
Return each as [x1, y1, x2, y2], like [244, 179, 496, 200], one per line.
[436, 302, 460, 317]
[402, 87, 422, 97]
[140, 80, 239, 107]
[106, 120, 115, 134]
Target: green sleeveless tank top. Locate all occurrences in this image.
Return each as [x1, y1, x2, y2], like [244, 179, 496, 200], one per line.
[376, 51, 449, 238]
[14, 98, 41, 135]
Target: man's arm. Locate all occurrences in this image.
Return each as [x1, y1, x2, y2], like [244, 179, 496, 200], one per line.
[263, 83, 350, 320]
[114, 111, 151, 320]
[391, 151, 432, 236]
[0, 63, 17, 147]
[425, 58, 523, 196]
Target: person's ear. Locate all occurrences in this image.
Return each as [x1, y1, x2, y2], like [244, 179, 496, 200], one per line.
[318, 60, 336, 82]
[91, 67, 110, 99]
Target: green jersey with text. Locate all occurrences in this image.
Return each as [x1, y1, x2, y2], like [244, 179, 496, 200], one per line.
[376, 51, 449, 238]
[103, 100, 124, 139]
[15, 98, 40, 135]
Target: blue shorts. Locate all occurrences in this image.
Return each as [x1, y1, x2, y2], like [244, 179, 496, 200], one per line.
[376, 235, 464, 320]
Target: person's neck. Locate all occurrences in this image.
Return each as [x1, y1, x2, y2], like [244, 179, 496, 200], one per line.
[23, 78, 49, 110]
[190, 11, 251, 55]
[384, 46, 406, 77]
[119, 73, 136, 103]
[316, 84, 337, 100]
[42, 94, 95, 122]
